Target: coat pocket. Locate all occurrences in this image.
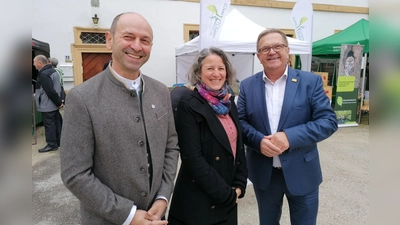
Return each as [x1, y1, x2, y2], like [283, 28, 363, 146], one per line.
[155, 106, 167, 120]
[303, 149, 318, 162]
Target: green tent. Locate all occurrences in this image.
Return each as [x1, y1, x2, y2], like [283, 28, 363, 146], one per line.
[312, 19, 369, 56]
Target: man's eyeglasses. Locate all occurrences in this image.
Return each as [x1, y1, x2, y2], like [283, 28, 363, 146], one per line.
[258, 44, 287, 54]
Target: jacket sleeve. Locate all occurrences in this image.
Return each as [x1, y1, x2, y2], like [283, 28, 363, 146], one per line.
[231, 143, 247, 198]
[60, 88, 133, 224]
[156, 87, 180, 201]
[283, 76, 338, 150]
[40, 72, 62, 107]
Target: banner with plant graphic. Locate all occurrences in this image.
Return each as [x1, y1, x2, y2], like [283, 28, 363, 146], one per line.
[291, 0, 313, 71]
[199, 0, 231, 50]
[334, 44, 364, 127]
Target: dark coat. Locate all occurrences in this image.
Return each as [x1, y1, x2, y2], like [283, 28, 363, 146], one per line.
[170, 86, 192, 119]
[168, 90, 248, 225]
[35, 64, 62, 112]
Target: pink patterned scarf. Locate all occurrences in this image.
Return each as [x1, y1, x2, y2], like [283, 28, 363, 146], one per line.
[196, 82, 231, 115]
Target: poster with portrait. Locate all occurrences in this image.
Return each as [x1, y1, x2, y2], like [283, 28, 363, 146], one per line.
[334, 44, 364, 127]
[337, 44, 364, 91]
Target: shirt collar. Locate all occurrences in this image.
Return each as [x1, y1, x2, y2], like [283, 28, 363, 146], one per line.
[262, 65, 288, 84]
[108, 62, 142, 91]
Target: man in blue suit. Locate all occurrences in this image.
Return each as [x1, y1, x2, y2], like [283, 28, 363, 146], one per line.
[237, 29, 338, 225]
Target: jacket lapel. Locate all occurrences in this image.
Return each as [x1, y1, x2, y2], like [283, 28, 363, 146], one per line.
[254, 73, 272, 135]
[190, 91, 233, 153]
[278, 68, 300, 130]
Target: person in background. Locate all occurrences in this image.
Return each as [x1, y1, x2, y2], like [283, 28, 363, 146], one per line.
[237, 28, 338, 225]
[33, 55, 64, 153]
[48, 57, 65, 129]
[48, 57, 66, 103]
[48, 57, 64, 86]
[170, 84, 193, 119]
[60, 12, 179, 225]
[103, 60, 112, 71]
[168, 47, 248, 225]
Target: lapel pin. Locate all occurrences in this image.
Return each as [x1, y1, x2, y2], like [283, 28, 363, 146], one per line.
[292, 78, 297, 83]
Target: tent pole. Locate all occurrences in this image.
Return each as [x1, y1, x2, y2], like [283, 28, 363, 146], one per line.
[358, 53, 367, 124]
[251, 53, 255, 75]
[175, 56, 178, 84]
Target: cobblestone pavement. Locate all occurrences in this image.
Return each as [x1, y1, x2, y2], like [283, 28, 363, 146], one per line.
[33, 121, 369, 225]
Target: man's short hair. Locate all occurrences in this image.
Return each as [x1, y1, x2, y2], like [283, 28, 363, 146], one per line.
[35, 55, 49, 64]
[48, 57, 59, 67]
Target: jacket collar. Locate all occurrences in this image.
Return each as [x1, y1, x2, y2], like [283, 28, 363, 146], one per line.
[189, 90, 240, 154]
[105, 67, 149, 93]
[277, 67, 300, 130]
[39, 64, 53, 72]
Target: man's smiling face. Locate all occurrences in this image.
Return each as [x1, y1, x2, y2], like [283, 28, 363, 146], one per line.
[106, 13, 153, 79]
[257, 32, 290, 73]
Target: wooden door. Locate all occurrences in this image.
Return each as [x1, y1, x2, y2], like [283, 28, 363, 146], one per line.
[82, 53, 112, 81]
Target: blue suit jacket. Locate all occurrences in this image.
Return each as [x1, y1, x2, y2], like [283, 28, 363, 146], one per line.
[237, 67, 338, 196]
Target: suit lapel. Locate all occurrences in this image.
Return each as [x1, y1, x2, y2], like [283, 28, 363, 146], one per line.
[190, 91, 233, 153]
[254, 73, 272, 135]
[278, 68, 300, 130]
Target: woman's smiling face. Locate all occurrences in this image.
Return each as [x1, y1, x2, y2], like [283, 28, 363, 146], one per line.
[200, 54, 227, 91]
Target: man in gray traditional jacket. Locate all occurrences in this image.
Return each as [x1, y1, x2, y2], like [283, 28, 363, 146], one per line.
[60, 12, 179, 225]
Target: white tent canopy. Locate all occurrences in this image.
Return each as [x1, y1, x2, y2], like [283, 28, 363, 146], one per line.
[175, 9, 311, 83]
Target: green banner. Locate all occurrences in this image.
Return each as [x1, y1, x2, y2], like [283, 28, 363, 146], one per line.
[334, 89, 359, 125]
[334, 44, 364, 126]
[337, 76, 355, 92]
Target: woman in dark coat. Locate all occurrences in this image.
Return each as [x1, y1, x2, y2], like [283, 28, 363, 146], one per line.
[168, 47, 248, 225]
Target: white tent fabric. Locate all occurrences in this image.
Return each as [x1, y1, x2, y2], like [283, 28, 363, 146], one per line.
[175, 9, 311, 83]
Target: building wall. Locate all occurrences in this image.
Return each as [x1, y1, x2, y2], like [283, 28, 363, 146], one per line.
[32, 0, 368, 88]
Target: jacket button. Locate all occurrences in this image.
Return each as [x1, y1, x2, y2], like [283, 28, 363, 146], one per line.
[192, 180, 195, 182]
[134, 116, 141, 122]
[130, 92, 136, 97]
[140, 167, 146, 172]
[237, 161, 241, 165]
[211, 205, 215, 209]
[138, 140, 144, 146]
[215, 157, 220, 161]
[141, 192, 147, 197]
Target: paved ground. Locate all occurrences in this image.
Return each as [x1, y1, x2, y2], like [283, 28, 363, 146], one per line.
[32, 116, 369, 225]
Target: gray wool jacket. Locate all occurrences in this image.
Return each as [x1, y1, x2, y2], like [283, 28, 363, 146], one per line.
[60, 68, 179, 225]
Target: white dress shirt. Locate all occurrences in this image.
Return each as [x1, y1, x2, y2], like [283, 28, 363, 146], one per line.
[262, 66, 288, 168]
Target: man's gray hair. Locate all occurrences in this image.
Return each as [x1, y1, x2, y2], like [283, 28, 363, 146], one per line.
[48, 57, 59, 67]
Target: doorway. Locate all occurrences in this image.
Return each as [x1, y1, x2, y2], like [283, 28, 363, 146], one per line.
[82, 53, 112, 81]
